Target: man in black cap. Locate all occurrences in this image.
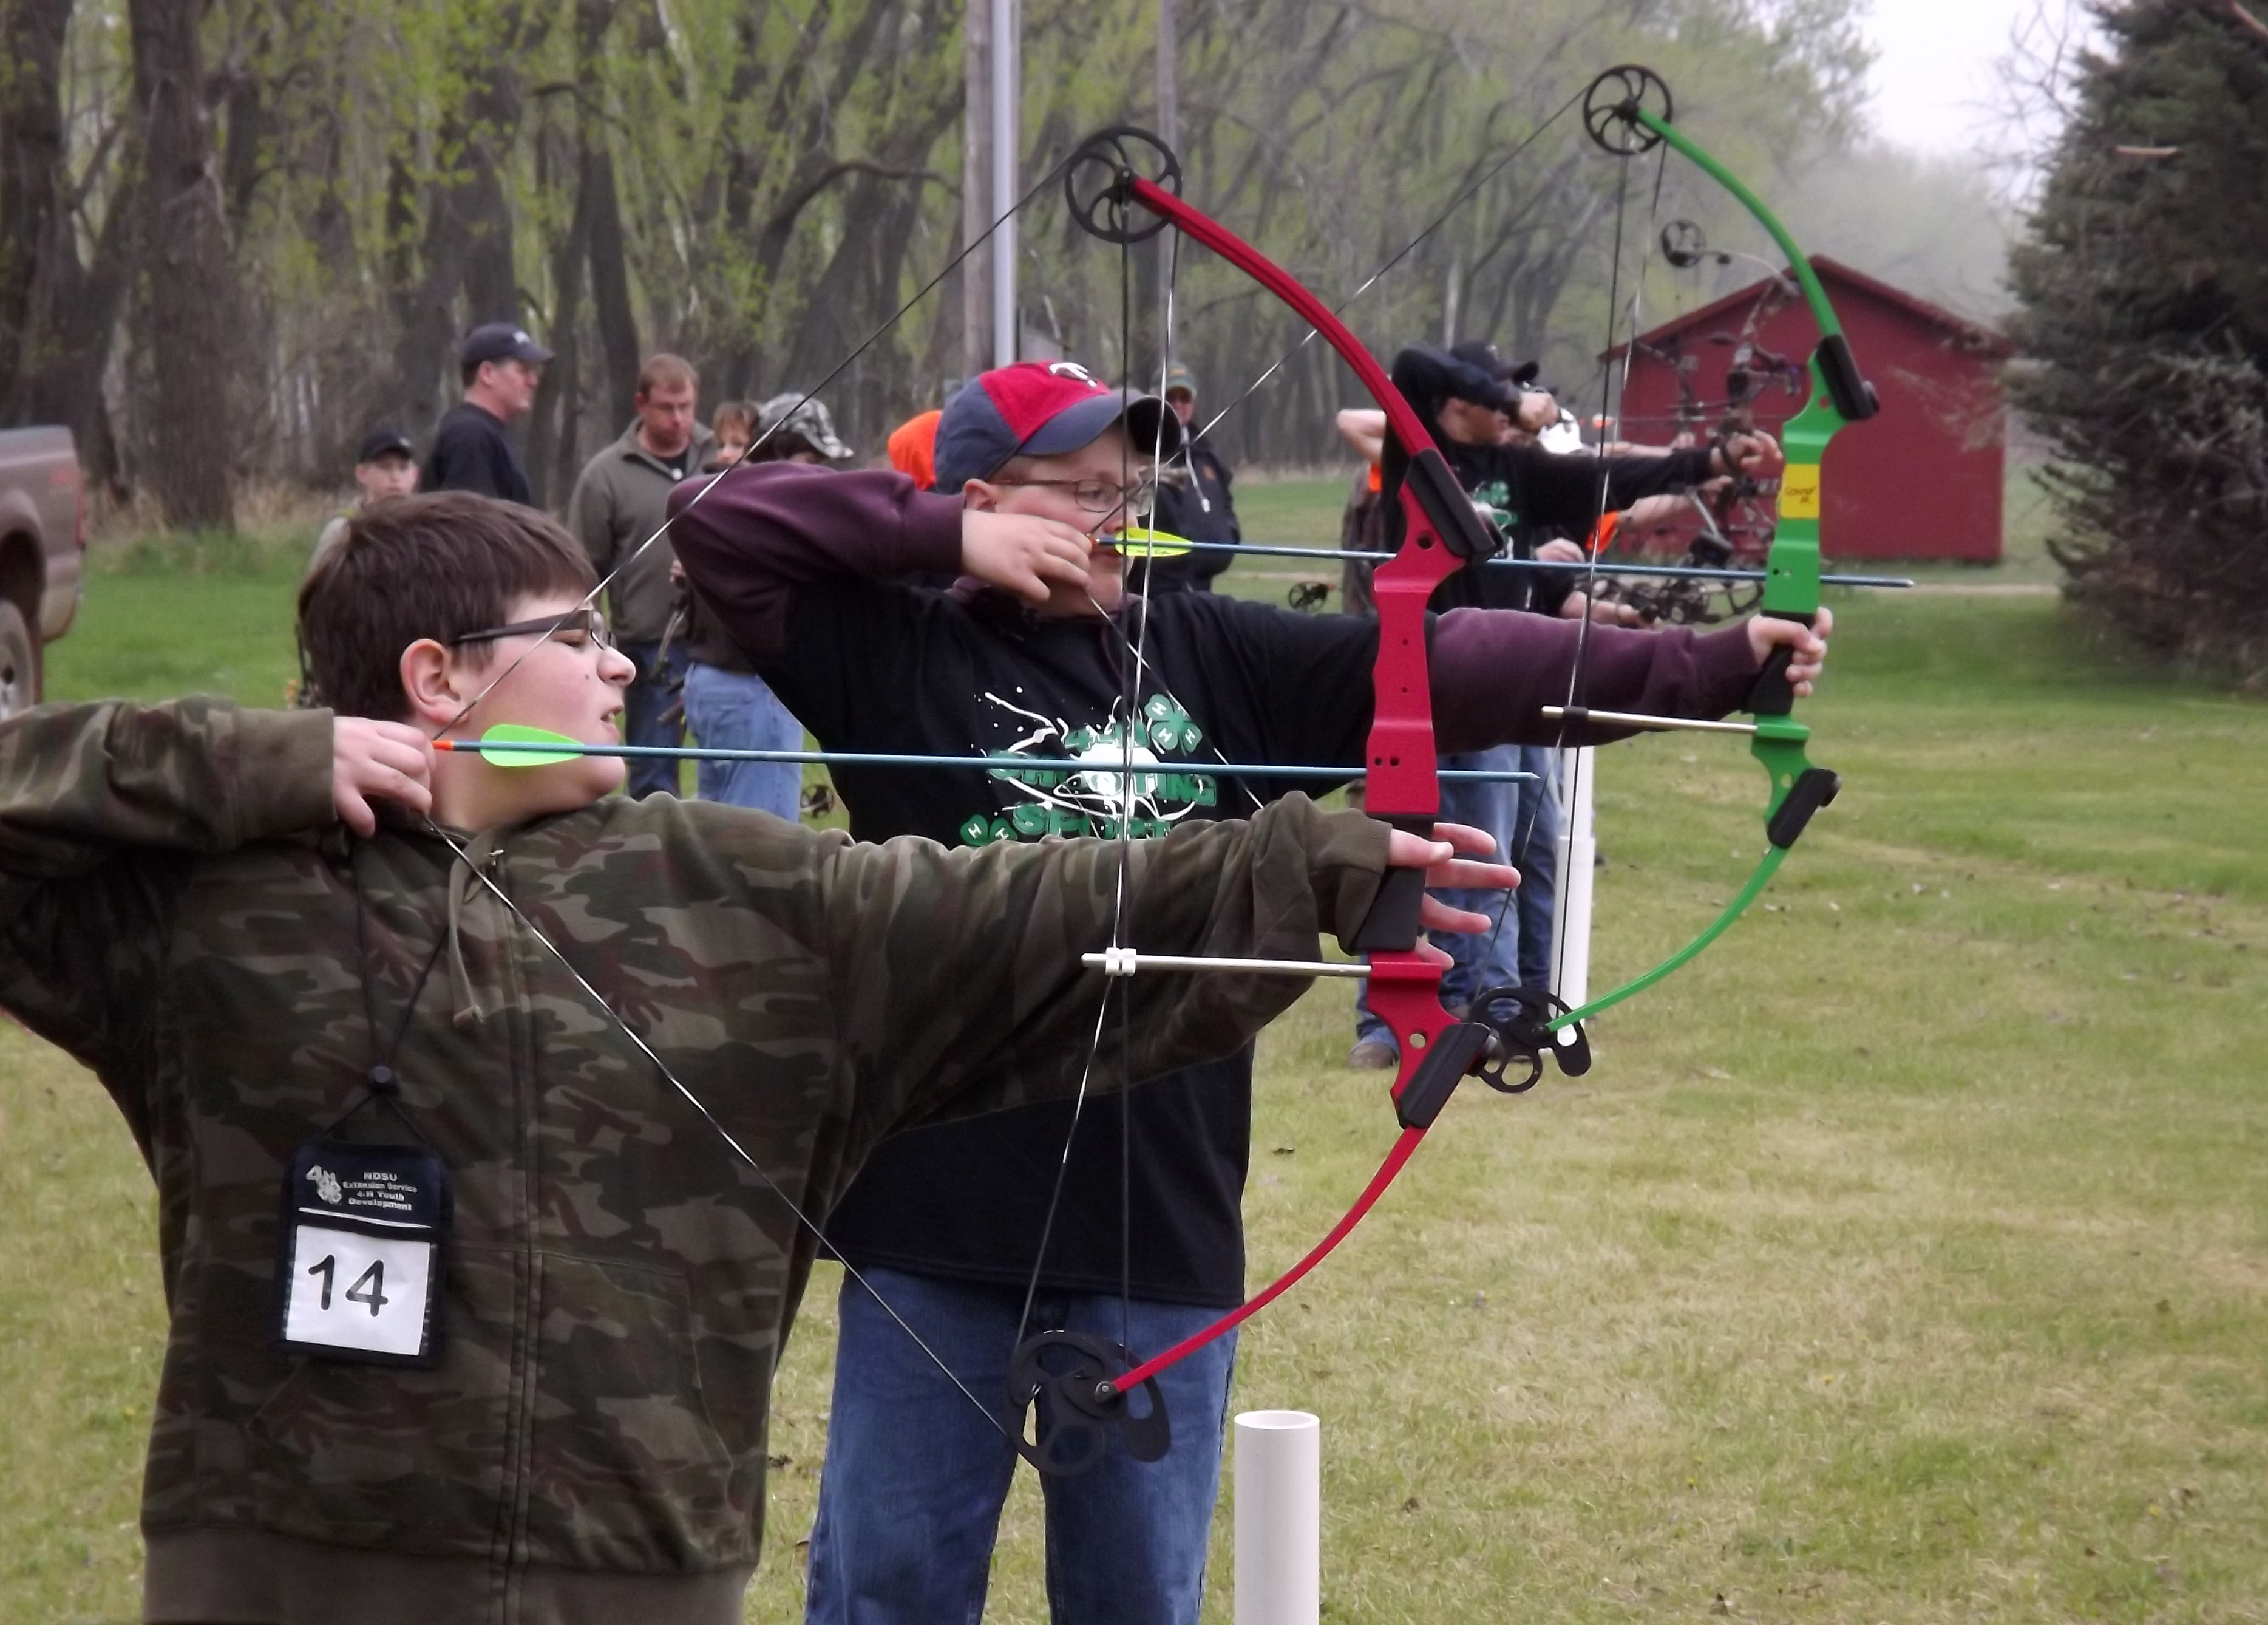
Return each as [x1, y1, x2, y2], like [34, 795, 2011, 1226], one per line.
[423, 321, 552, 505]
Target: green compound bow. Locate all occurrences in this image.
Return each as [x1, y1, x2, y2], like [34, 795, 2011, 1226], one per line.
[1490, 64, 1883, 1066]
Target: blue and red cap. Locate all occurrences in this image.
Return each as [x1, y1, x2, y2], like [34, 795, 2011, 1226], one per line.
[933, 361, 1183, 492]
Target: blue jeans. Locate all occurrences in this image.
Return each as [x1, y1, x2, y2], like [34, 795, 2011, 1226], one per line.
[619, 640, 685, 799]
[1511, 744, 1560, 991]
[1355, 744, 1527, 1049]
[681, 661, 802, 821]
[806, 1267, 1237, 1625]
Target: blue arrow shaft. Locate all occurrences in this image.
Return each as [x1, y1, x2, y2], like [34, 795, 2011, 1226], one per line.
[477, 739, 1536, 782]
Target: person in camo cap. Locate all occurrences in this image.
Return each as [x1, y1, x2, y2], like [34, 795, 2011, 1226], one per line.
[0, 487, 1509, 1625]
[750, 391, 854, 464]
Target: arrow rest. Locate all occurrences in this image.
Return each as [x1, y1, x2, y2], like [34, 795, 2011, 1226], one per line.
[1064, 126, 1183, 245]
[1660, 217, 1708, 268]
[1007, 1329, 1170, 1476]
[1583, 64, 1673, 155]
[1468, 984, 1592, 1093]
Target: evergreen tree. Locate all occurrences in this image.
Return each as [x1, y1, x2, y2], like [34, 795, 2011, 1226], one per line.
[2009, 0, 2268, 681]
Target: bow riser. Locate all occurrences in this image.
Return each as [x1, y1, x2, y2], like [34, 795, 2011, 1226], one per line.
[1625, 99, 1872, 851]
[1122, 172, 1479, 1094]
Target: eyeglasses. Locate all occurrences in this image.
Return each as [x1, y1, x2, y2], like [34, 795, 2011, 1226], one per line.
[451, 608, 617, 653]
[990, 475, 1157, 516]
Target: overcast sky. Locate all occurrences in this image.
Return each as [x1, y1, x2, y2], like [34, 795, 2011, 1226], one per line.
[1861, 0, 2036, 155]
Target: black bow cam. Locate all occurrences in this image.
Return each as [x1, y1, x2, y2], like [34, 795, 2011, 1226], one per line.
[1064, 127, 1183, 245]
[1006, 1329, 1170, 1477]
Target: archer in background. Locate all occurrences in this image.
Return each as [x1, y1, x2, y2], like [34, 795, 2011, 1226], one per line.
[1336, 341, 1784, 1071]
[668, 356, 1828, 1625]
[1129, 360, 1243, 595]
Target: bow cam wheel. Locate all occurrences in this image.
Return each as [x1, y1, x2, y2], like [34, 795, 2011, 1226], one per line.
[1583, 65, 1674, 156]
[1065, 126, 1183, 245]
[1007, 1329, 1171, 1476]
[1469, 984, 1592, 1092]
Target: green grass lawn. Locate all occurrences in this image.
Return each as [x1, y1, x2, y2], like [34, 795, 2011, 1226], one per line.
[8, 531, 2267, 1621]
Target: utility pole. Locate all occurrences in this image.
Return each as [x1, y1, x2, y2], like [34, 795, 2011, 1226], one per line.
[991, 0, 1020, 367]
[1138, 0, 1180, 380]
[961, 0, 994, 379]
[1156, 0, 1178, 152]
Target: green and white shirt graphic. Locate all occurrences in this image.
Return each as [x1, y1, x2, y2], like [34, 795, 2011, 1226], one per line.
[959, 692, 1220, 847]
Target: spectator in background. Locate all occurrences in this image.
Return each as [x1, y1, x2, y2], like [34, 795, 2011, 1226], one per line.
[750, 392, 854, 466]
[672, 388, 849, 820]
[309, 426, 419, 574]
[1137, 361, 1241, 595]
[710, 400, 760, 469]
[567, 353, 713, 799]
[886, 407, 942, 490]
[423, 322, 550, 504]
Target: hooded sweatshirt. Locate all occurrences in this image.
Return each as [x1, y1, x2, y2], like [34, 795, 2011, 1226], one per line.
[666, 463, 1764, 1309]
[0, 698, 1391, 1625]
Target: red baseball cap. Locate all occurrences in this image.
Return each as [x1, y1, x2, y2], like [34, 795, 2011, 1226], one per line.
[933, 360, 1183, 492]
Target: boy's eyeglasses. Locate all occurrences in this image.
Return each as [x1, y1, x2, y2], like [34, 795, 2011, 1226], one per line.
[452, 608, 617, 652]
[990, 475, 1156, 516]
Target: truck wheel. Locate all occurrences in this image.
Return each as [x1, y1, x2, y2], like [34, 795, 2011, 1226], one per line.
[0, 599, 38, 719]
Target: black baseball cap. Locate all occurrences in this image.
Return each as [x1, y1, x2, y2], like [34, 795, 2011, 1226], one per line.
[461, 322, 554, 369]
[356, 426, 415, 463]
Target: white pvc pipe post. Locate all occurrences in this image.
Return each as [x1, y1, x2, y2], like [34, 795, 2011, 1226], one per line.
[1234, 1409, 1319, 1625]
[1550, 746, 1595, 1009]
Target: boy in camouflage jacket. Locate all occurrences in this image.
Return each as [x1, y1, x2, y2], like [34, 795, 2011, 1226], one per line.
[0, 492, 1506, 1625]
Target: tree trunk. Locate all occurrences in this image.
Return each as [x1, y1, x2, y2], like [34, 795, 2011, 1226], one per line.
[584, 141, 639, 432]
[385, 9, 543, 432]
[0, 0, 72, 404]
[526, 130, 595, 510]
[128, 0, 237, 530]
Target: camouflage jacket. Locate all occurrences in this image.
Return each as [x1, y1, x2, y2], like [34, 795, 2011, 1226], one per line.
[0, 699, 1390, 1624]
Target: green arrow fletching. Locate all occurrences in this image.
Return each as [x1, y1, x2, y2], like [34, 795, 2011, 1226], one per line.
[474, 724, 587, 767]
[1113, 526, 1195, 558]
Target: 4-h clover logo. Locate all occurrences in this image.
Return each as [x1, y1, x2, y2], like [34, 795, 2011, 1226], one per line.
[1142, 695, 1203, 754]
[307, 1165, 343, 1205]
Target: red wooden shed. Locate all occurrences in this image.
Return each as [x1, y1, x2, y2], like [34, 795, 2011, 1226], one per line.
[1604, 256, 2014, 562]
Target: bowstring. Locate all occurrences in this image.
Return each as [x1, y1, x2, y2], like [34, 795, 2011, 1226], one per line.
[1459, 137, 1668, 1003]
[1003, 94, 1595, 1391]
[424, 150, 1089, 746]
[1536, 142, 1673, 1003]
[418, 819, 1011, 1437]
[1008, 209, 1176, 1364]
[403, 145, 1113, 1442]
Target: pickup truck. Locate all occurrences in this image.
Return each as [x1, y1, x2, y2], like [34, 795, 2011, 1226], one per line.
[0, 426, 84, 718]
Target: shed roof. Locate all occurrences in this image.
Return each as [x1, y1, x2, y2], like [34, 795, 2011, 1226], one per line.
[1604, 255, 2015, 362]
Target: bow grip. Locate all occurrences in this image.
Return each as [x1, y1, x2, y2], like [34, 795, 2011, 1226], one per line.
[1350, 816, 1431, 951]
[1745, 612, 1815, 717]
[1815, 333, 1880, 423]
